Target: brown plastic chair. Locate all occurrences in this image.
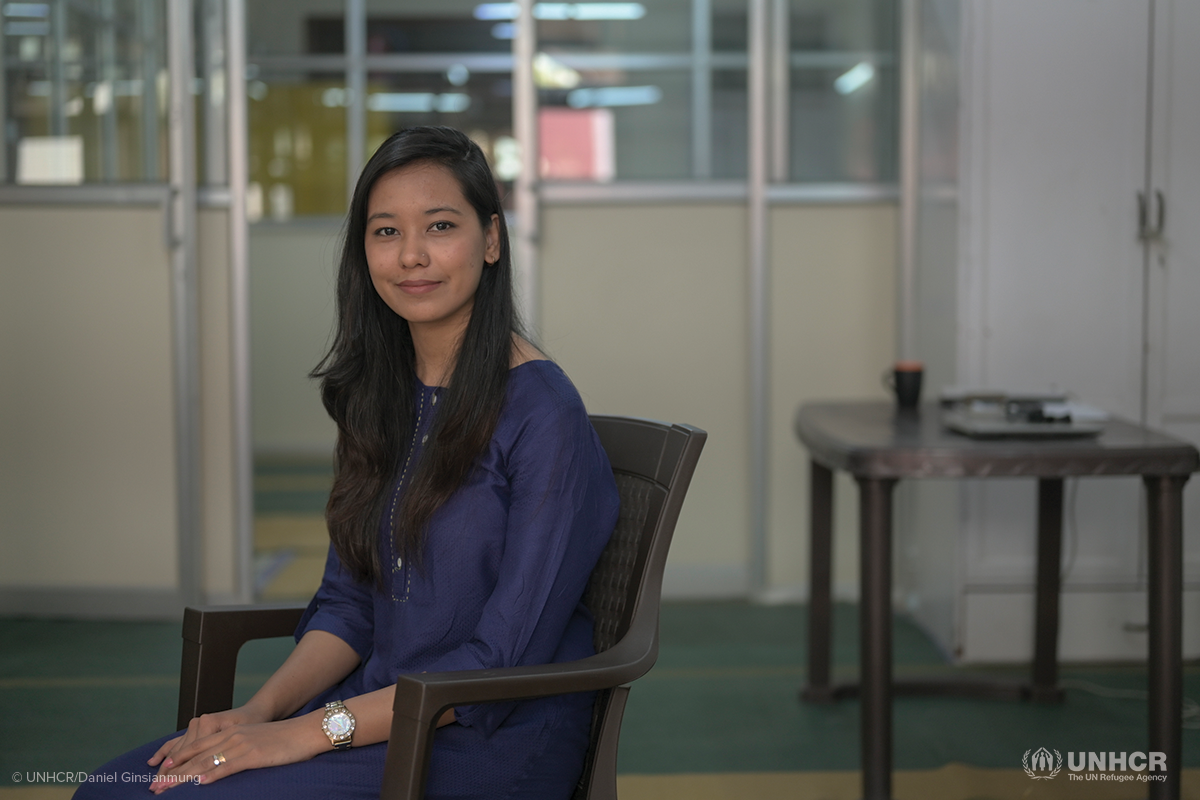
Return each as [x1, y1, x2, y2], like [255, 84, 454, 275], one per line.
[176, 414, 706, 800]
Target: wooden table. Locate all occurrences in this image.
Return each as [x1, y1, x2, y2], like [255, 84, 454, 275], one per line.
[795, 401, 1198, 800]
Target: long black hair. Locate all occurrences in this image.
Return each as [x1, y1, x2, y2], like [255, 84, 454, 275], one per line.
[312, 126, 518, 585]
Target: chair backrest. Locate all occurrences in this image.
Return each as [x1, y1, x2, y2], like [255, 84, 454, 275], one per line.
[573, 415, 706, 799]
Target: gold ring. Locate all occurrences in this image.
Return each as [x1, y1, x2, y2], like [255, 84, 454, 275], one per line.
[212, 752, 227, 767]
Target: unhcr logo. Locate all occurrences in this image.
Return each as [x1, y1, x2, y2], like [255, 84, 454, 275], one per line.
[1023, 748, 1061, 779]
[1022, 749, 1169, 783]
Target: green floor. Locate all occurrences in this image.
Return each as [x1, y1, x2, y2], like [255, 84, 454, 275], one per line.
[620, 603, 1200, 774]
[1, 602, 1197, 784]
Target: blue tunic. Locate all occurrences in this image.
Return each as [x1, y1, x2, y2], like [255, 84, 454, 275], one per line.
[74, 360, 620, 800]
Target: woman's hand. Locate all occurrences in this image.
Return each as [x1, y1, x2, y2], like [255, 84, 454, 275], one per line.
[146, 704, 308, 792]
[142, 630, 364, 791]
[148, 704, 269, 772]
[144, 684, 451, 792]
[146, 711, 328, 793]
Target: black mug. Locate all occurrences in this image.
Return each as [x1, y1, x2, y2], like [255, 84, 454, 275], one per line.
[883, 361, 923, 411]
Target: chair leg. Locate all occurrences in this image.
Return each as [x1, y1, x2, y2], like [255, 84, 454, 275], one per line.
[803, 460, 834, 702]
[581, 685, 630, 800]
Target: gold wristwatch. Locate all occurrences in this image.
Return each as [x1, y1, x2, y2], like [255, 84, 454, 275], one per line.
[321, 700, 356, 750]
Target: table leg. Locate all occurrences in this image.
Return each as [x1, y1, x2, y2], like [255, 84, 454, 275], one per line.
[858, 476, 897, 800]
[1145, 474, 1187, 800]
[1031, 478, 1065, 703]
[803, 460, 835, 703]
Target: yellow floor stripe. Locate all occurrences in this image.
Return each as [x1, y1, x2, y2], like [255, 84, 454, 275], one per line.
[259, 553, 325, 600]
[0, 789, 76, 800]
[7, 767, 1190, 800]
[615, 766, 1200, 800]
[254, 515, 328, 552]
[4, 767, 1196, 799]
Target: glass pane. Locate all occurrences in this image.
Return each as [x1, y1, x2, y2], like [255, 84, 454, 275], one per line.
[539, 68, 692, 181]
[364, 71, 515, 180]
[195, 0, 227, 186]
[712, 0, 748, 49]
[248, 71, 347, 219]
[362, 0, 515, 204]
[536, 0, 712, 181]
[787, 0, 897, 182]
[789, 63, 896, 182]
[365, 0, 508, 54]
[247, 0, 345, 57]
[711, 68, 747, 179]
[538, 0, 691, 53]
[2, 0, 168, 183]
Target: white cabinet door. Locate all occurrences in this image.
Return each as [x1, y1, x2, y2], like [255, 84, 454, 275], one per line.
[1147, 0, 1200, 582]
[960, 0, 1149, 414]
[960, 0, 1152, 595]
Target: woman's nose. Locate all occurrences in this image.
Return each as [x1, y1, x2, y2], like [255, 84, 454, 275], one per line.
[399, 237, 427, 268]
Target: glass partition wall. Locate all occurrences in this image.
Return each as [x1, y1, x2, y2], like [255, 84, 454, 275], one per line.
[235, 0, 895, 208]
[530, 0, 895, 183]
[3, 1, 899, 603]
[1, 0, 167, 183]
[244, 0, 898, 602]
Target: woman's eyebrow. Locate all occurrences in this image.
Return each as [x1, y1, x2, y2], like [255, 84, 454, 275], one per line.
[365, 206, 465, 222]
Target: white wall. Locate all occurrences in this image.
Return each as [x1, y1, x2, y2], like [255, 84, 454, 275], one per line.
[539, 203, 753, 595]
[540, 202, 897, 598]
[0, 205, 242, 613]
[766, 204, 897, 599]
[0, 206, 178, 591]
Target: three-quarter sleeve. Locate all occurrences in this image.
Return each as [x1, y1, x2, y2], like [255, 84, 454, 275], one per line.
[295, 543, 376, 662]
[418, 382, 619, 735]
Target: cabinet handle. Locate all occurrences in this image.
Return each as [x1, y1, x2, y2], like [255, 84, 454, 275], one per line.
[1138, 190, 1165, 241]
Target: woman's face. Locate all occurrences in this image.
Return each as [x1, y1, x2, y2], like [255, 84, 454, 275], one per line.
[364, 161, 500, 336]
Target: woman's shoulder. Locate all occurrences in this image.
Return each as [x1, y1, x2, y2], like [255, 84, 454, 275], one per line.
[496, 360, 605, 472]
[491, 358, 596, 449]
[504, 359, 584, 417]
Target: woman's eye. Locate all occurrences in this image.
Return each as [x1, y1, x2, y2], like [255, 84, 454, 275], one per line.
[375, 226, 397, 236]
[431, 221, 454, 232]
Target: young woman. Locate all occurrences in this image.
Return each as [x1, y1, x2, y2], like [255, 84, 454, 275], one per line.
[74, 127, 619, 800]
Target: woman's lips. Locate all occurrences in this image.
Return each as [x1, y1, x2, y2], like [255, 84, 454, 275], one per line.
[399, 280, 440, 295]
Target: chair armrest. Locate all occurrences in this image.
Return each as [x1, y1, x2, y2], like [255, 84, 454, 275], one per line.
[177, 604, 307, 730]
[380, 634, 656, 800]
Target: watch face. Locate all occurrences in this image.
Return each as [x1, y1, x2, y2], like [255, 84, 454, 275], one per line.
[326, 712, 352, 736]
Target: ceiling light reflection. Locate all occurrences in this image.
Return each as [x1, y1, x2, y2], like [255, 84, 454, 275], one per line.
[567, 85, 661, 108]
[475, 3, 646, 21]
[834, 62, 875, 95]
